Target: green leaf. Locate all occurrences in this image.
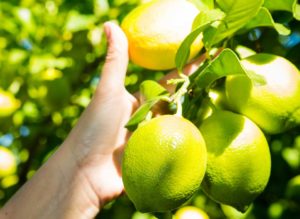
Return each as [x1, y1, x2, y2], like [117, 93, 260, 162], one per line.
[175, 9, 225, 71]
[192, 8, 225, 30]
[194, 49, 265, 89]
[264, 0, 300, 20]
[140, 80, 168, 102]
[243, 7, 291, 35]
[205, 0, 264, 46]
[175, 24, 210, 72]
[125, 100, 155, 132]
[264, 0, 294, 11]
[126, 80, 170, 131]
[295, 4, 300, 20]
[125, 95, 166, 132]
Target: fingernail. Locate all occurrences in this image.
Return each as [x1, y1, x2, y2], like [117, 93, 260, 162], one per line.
[104, 22, 111, 40]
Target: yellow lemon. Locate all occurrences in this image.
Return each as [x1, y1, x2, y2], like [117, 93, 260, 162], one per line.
[174, 206, 209, 219]
[199, 111, 271, 212]
[121, 0, 203, 70]
[122, 115, 207, 212]
[225, 54, 300, 134]
[0, 146, 17, 178]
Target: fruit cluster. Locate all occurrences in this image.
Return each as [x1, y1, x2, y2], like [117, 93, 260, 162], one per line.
[120, 0, 300, 215]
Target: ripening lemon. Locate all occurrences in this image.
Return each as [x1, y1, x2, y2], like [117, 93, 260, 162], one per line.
[0, 146, 17, 178]
[199, 111, 271, 212]
[174, 206, 209, 219]
[0, 89, 21, 117]
[121, 0, 203, 70]
[225, 54, 300, 134]
[122, 115, 207, 213]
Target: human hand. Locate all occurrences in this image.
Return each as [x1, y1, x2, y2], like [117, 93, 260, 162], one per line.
[63, 22, 138, 206]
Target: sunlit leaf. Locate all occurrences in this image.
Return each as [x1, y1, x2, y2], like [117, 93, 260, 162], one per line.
[204, 0, 264, 46]
[140, 80, 168, 102]
[125, 96, 165, 132]
[264, 0, 300, 20]
[175, 9, 225, 71]
[126, 80, 169, 131]
[243, 7, 291, 35]
[194, 49, 265, 89]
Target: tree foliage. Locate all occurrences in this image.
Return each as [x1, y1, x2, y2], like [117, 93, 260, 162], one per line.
[0, 0, 300, 218]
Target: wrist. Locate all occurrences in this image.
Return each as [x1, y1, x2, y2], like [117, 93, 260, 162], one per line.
[1, 144, 101, 219]
[54, 143, 102, 218]
[71, 151, 124, 206]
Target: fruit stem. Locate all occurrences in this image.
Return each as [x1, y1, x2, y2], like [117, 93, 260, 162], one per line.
[145, 111, 153, 121]
[170, 72, 190, 117]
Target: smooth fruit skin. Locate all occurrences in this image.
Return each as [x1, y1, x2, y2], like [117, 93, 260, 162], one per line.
[225, 53, 300, 134]
[0, 89, 20, 117]
[199, 111, 271, 212]
[0, 146, 17, 178]
[174, 206, 209, 219]
[121, 0, 203, 70]
[122, 115, 207, 213]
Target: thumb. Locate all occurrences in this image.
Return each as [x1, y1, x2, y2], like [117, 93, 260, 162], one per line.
[99, 22, 129, 90]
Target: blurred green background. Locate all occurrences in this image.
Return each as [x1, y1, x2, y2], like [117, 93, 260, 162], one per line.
[0, 0, 300, 218]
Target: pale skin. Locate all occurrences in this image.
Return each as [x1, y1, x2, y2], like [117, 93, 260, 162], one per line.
[0, 22, 205, 219]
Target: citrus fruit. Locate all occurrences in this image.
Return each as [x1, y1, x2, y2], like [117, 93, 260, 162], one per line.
[0, 146, 17, 178]
[121, 0, 203, 70]
[174, 206, 209, 219]
[199, 110, 271, 212]
[285, 175, 300, 203]
[225, 53, 300, 134]
[0, 89, 21, 117]
[122, 115, 207, 212]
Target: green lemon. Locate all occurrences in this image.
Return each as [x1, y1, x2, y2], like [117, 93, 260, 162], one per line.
[285, 175, 300, 203]
[199, 111, 271, 212]
[0, 146, 17, 178]
[225, 53, 300, 134]
[174, 206, 209, 219]
[0, 89, 21, 117]
[122, 115, 207, 213]
[121, 0, 203, 70]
